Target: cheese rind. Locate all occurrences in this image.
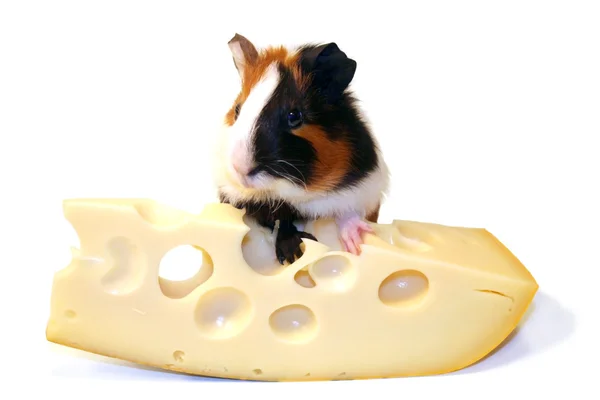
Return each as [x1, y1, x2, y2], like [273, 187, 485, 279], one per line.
[46, 198, 538, 381]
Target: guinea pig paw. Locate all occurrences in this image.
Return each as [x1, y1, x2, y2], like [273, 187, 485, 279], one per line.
[338, 218, 374, 255]
[275, 230, 317, 265]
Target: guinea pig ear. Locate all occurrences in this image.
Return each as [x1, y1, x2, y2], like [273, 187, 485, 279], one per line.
[303, 43, 357, 103]
[228, 33, 259, 77]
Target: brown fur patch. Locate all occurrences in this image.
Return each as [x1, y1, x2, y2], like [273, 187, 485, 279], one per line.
[284, 51, 310, 92]
[224, 46, 310, 126]
[293, 124, 351, 192]
[225, 46, 287, 126]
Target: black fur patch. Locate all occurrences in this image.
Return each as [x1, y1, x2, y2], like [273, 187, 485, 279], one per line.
[296, 43, 379, 190]
[250, 64, 318, 188]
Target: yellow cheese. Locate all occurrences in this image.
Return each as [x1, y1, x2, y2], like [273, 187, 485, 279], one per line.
[45, 198, 538, 381]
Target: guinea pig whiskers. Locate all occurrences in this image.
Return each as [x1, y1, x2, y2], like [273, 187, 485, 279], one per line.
[274, 159, 306, 182]
[264, 164, 307, 190]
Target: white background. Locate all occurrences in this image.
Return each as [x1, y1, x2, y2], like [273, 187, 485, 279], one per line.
[1, 0, 599, 398]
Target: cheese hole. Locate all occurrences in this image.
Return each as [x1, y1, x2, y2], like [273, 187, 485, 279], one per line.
[294, 268, 316, 288]
[241, 215, 286, 276]
[195, 287, 253, 340]
[101, 237, 146, 295]
[55, 219, 81, 274]
[389, 229, 432, 252]
[173, 350, 185, 363]
[158, 245, 214, 299]
[378, 269, 429, 307]
[64, 310, 77, 319]
[269, 304, 318, 343]
[310, 255, 356, 292]
[253, 368, 263, 375]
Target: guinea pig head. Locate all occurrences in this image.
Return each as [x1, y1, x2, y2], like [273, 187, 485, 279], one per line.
[216, 33, 358, 203]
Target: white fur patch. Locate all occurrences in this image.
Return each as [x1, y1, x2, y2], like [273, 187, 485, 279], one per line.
[217, 63, 281, 190]
[231, 63, 280, 148]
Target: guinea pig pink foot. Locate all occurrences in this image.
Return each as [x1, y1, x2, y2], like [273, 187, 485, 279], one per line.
[336, 215, 374, 255]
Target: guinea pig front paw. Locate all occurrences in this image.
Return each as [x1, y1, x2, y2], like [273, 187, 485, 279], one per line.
[275, 227, 317, 265]
[337, 214, 375, 255]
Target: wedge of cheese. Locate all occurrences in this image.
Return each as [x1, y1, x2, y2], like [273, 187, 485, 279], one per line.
[46, 198, 538, 381]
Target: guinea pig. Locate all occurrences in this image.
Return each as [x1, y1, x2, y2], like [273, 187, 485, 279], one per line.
[212, 33, 390, 265]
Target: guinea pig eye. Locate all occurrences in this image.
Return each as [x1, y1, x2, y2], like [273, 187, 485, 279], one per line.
[287, 109, 303, 128]
[234, 104, 241, 120]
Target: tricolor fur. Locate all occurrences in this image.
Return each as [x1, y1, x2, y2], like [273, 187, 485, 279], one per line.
[213, 33, 390, 263]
